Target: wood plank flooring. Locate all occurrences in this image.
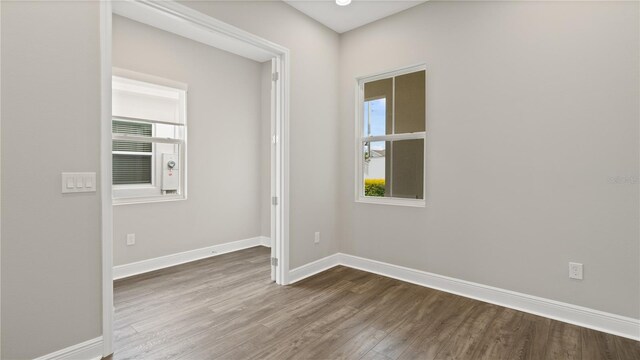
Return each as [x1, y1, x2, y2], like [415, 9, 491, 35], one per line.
[112, 246, 639, 359]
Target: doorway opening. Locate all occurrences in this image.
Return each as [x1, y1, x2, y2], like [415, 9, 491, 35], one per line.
[100, 1, 290, 357]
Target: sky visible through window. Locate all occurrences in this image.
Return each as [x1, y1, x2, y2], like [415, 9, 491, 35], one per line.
[364, 98, 386, 150]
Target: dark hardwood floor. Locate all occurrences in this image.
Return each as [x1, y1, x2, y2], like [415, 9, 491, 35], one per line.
[112, 246, 639, 359]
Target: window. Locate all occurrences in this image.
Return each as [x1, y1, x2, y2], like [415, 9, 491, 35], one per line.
[112, 73, 187, 204]
[113, 120, 153, 185]
[356, 66, 426, 207]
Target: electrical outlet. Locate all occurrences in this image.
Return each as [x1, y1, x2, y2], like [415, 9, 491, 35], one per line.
[314, 231, 320, 244]
[569, 262, 583, 280]
[126, 233, 135, 246]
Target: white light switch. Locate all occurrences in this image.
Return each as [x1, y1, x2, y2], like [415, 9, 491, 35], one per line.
[62, 172, 96, 193]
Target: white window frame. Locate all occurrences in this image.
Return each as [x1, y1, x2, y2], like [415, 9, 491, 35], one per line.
[112, 69, 188, 205]
[355, 64, 426, 207]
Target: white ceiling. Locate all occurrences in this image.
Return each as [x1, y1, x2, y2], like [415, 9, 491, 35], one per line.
[284, 0, 427, 34]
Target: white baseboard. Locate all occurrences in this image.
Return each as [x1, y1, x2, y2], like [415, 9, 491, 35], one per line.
[288, 253, 341, 284]
[34, 336, 103, 360]
[288, 252, 640, 341]
[259, 235, 271, 248]
[113, 236, 270, 280]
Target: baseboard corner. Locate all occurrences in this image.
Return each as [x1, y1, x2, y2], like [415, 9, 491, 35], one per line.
[33, 336, 103, 360]
[259, 236, 271, 248]
[288, 253, 341, 284]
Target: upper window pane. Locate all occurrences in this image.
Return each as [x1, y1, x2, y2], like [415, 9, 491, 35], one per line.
[364, 78, 392, 136]
[155, 122, 184, 140]
[112, 120, 152, 153]
[394, 70, 426, 134]
[364, 98, 387, 136]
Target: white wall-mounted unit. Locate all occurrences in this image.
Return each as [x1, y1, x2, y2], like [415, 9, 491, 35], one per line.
[161, 153, 179, 192]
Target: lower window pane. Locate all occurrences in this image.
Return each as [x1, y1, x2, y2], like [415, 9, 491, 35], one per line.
[113, 154, 152, 185]
[363, 141, 387, 197]
[391, 139, 424, 199]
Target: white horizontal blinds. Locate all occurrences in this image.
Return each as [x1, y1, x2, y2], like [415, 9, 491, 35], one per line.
[112, 120, 152, 152]
[112, 120, 152, 185]
[113, 155, 152, 185]
[112, 76, 186, 125]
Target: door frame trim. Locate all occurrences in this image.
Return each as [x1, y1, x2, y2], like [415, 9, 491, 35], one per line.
[99, 0, 291, 356]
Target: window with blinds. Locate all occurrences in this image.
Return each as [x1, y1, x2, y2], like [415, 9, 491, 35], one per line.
[112, 72, 187, 203]
[112, 120, 152, 185]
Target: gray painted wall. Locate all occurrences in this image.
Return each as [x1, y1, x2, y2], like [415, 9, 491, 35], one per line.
[1, 2, 103, 358]
[338, 1, 640, 318]
[1, 1, 341, 357]
[180, 1, 342, 268]
[1, 1, 638, 358]
[112, 15, 267, 266]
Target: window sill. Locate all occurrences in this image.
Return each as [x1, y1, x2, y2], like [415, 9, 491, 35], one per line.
[113, 194, 186, 206]
[356, 196, 425, 208]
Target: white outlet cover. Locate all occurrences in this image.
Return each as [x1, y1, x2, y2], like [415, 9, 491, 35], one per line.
[126, 234, 136, 246]
[569, 262, 583, 280]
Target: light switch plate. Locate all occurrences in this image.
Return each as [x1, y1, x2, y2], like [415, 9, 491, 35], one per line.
[62, 172, 97, 193]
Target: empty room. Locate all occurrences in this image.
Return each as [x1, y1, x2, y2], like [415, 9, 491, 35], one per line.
[1, 1, 638, 360]
[109, 11, 276, 359]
